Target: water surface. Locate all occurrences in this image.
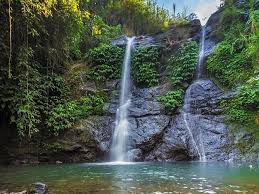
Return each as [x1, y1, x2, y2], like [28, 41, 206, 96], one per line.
[0, 162, 258, 193]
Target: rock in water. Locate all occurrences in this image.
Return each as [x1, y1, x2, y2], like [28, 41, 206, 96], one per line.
[34, 182, 48, 194]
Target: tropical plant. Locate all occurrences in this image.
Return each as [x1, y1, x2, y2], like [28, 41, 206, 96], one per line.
[167, 41, 199, 86]
[46, 94, 107, 136]
[132, 47, 160, 87]
[86, 44, 124, 82]
[158, 89, 184, 110]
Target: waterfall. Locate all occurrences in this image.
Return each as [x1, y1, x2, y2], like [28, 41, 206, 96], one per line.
[196, 27, 206, 79]
[183, 85, 202, 160]
[182, 26, 207, 162]
[110, 37, 135, 162]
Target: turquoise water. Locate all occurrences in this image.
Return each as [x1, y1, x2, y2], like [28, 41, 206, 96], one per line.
[0, 162, 259, 193]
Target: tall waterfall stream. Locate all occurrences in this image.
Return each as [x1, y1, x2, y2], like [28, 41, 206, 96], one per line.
[182, 26, 207, 161]
[110, 37, 135, 162]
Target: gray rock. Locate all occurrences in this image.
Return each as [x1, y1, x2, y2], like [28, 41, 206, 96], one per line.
[107, 86, 165, 117]
[127, 149, 143, 161]
[153, 19, 201, 48]
[104, 80, 120, 91]
[84, 116, 115, 153]
[206, 8, 224, 43]
[112, 35, 159, 48]
[184, 80, 225, 115]
[145, 116, 192, 161]
[128, 99, 163, 117]
[78, 78, 239, 162]
[145, 80, 236, 162]
[128, 115, 170, 151]
[34, 182, 48, 194]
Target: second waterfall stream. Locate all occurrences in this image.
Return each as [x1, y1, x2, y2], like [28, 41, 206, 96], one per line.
[183, 26, 207, 162]
[110, 37, 135, 162]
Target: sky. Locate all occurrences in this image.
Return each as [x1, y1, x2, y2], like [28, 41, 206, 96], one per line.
[155, 0, 221, 25]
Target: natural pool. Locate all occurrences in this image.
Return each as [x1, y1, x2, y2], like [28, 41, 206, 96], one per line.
[0, 162, 258, 193]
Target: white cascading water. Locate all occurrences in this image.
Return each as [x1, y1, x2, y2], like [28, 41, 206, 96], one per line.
[196, 27, 206, 79]
[183, 86, 202, 160]
[110, 37, 135, 162]
[183, 26, 207, 162]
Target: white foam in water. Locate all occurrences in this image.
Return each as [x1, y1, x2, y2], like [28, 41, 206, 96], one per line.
[85, 161, 138, 166]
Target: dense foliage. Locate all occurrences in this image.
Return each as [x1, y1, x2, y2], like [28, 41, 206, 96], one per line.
[208, 0, 259, 139]
[167, 41, 199, 86]
[158, 89, 184, 110]
[47, 94, 106, 136]
[132, 47, 160, 87]
[94, 0, 171, 35]
[86, 44, 124, 82]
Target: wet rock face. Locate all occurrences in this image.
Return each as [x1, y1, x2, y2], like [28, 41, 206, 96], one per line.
[143, 80, 235, 162]
[128, 115, 170, 151]
[103, 88, 178, 161]
[129, 87, 164, 117]
[186, 80, 224, 115]
[83, 79, 235, 162]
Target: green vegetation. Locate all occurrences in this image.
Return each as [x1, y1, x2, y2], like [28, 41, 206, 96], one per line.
[208, 0, 259, 140]
[47, 94, 106, 136]
[158, 89, 184, 110]
[100, 0, 171, 35]
[222, 78, 259, 137]
[133, 47, 160, 87]
[207, 39, 252, 88]
[86, 44, 124, 82]
[167, 41, 199, 86]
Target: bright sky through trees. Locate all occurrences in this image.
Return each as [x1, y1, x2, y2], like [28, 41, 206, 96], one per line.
[156, 0, 221, 24]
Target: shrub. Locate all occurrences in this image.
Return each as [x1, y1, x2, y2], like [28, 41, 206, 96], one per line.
[207, 36, 252, 88]
[134, 63, 159, 87]
[167, 41, 198, 86]
[222, 77, 259, 125]
[46, 94, 106, 135]
[133, 47, 160, 87]
[158, 89, 184, 110]
[86, 44, 124, 82]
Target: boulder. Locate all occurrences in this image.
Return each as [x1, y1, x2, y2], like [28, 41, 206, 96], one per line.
[127, 149, 143, 161]
[33, 182, 48, 194]
[85, 116, 115, 153]
[128, 115, 170, 151]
